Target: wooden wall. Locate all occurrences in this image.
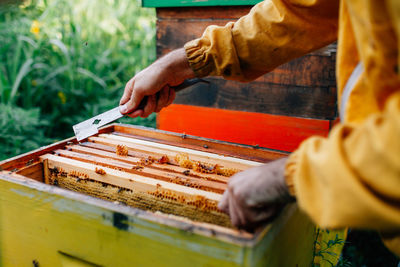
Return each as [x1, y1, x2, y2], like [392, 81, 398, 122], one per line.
[156, 6, 337, 152]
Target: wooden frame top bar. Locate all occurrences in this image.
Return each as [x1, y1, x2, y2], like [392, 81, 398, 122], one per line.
[0, 124, 286, 172]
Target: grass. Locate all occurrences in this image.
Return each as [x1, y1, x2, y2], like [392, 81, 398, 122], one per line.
[0, 0, 156, 160]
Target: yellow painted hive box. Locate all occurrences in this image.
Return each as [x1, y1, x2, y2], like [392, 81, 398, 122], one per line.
[0, 124, 316, 266]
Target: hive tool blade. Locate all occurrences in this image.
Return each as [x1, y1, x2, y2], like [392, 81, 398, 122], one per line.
[72, 107, 123, 141]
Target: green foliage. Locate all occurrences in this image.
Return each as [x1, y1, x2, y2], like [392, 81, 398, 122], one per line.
[312, 229, 347, 267]
[0, 104, 51, 160]
[119, 113, 157, 128]
[340, 230, 399, 267]
[0, 0, 156, 159]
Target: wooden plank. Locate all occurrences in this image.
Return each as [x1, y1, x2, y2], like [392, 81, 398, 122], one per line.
[72, 143, 231, 184]
[113, 124, 288, 162]
[15, 162, 43, 182]
[173, 78, 337, 119]
[88, 136, 256, 170]
[156, 19, 229, 56]
[67, 144, 142, 164]
[156, 17, 337, 119]
[158, 104, 331, 152]
[143, 0, 261, 7]
[40, 154, 222, 202]
[0, 136, 78, 171]
[99, 133, 260, 166]
[55, 149, 135, 169]
[54, 149, 227, 193]
[43, 159, 50, 185]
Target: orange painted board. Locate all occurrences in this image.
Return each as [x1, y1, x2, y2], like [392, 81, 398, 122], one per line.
[158, 104, 331, 152]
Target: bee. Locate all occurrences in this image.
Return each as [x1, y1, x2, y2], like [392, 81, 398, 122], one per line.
[116, 144, 128, 156]
[95, 167, 106, 175]
[25, 159, 34, 166]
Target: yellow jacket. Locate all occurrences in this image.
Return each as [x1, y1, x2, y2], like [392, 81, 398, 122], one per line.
[184, 0, 400, 255]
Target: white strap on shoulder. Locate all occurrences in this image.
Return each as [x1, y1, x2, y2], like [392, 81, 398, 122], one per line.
[340, 62, 363, 122]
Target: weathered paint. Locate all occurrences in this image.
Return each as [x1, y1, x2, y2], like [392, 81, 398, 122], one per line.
[142, 0, 261, 8]
[0, 175, 245, 266]
[0, 125, 319, 266]
[0, 173, 316, 266]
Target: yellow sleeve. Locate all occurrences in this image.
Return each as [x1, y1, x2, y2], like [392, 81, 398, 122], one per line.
[285, 91, 400, 230]
[184, 0, 339, 81]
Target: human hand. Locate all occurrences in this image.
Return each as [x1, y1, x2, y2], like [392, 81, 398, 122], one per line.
[218, 157, 294, 231]
[119, 48, 195, 118]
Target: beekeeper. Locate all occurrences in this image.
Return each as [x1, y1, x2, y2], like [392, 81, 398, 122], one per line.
[120, 0, 400, 255]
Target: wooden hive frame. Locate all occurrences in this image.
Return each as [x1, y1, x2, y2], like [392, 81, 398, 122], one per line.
[37, 128, 265, 227]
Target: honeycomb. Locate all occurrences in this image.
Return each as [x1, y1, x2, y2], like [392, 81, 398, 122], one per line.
[147, 189, 219, 212]
[175, 153, 238, 177]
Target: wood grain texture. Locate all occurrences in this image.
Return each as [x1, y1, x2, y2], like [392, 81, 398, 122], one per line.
[88, 136, 254, 170]
[113, 124, 288, 162]
[16, 162, 43, 182]
[53, 149, 227, 193]
[0, 124, 286, 171]
[40, 154, 222, 202]
[99, 133, 260, 167]
[174, 77, 337, 119]
[71, 143, 231, 184]
[156, 13, 337, 119]
[158, 104, 330, 152]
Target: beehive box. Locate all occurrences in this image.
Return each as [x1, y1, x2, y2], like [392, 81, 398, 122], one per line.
[0, 124, 316, 266]
[148, 1, 337, 152]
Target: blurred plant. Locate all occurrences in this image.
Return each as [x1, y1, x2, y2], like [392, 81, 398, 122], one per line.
[0, 0, 156, 158]
[312, 229, 346, 267]
[0, 104, 51, 160]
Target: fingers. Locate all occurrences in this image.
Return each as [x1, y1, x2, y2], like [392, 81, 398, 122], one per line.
[228, 193, 247, 228]
[120, 78, 134, 105]
[126, 109, 143, 119]
[219, 188, 248, 228]
[141, 94, 157, 118]
[166, 87, 176, 107]
[119, 85, 145, 115]
[218, 190, 229, 213]
[218, 184, 283, 230]
[120, 79, 175, 118]
[156, 86, 169, 113]
[155, 86, 176, 113]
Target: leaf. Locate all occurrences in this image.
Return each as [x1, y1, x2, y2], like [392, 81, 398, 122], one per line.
[50, 39, 70, 63]
[77, 67, 106, 88]
[18, 35, 38, 49]
[40, 65, 69, 85]
[10, 58, 33, 102]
